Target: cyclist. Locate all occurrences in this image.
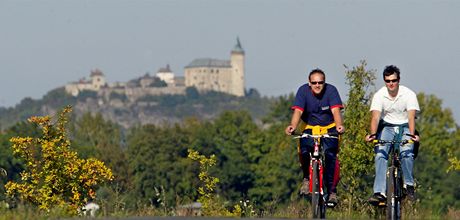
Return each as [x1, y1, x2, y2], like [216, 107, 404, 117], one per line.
[285, 68, 344, 206]
[365, 65, 420, 205]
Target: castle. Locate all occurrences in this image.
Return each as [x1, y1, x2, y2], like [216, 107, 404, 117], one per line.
[65, 39, 246, 100]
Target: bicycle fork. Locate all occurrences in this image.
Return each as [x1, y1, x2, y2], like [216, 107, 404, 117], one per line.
[309, 159, 324, 194]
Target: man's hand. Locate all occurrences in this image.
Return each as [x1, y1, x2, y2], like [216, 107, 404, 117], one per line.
[410, 134, 420, 142]
[285, 125, 296, 135]
[336, 125, 345, 134]
[365, 134, 376, 142]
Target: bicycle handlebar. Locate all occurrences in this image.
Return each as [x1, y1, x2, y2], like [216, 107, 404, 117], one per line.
[370, 133, 415, 145]
[291, 132, 339, 139]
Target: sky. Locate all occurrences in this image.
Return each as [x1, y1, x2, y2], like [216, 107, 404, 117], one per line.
[1, 0, 459, 122]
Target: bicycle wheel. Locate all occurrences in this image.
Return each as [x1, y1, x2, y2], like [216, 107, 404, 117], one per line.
[311, 161, 321, 218]
[386, 166, 401, 220]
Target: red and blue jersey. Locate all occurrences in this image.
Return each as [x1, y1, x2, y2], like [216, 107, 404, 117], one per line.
[292, 83, 343, 126]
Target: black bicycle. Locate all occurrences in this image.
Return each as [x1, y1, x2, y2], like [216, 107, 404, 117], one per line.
[372, 134, 414, 220]
[293, 132, 339, 219]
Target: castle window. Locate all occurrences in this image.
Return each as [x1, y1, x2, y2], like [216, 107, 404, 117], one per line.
[211, 69, 214, 73]
[216, 69, 219, 73]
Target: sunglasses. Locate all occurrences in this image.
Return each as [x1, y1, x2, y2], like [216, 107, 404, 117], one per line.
[384, 79, 399, 83]
[310, 81, 325, 85]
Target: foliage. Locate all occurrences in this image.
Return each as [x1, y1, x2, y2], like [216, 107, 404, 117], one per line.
[185, 87, 200, 99]
[76, 90, 98, 101]
[1, 62, 460, 217]
[4, 106, 113, 214]
[0, 121, 42, 201]
[126, 122, 197, 210]
[150, 78, 167, 87]
[248, 122, 299, 209]
[262, 94, 295, 124]
[109, 92, 128, 102]
[41, 87, 76, 109]
[187, 149, 225, 215]
[69, 112, 128, 189]
[209, 110, 260, 202]
[413, 93, 460, 212]
[339, 60, 377, 212]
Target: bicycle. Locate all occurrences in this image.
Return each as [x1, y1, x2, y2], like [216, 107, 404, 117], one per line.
[371, 134, 415, 220]
[293, 132, 339, 219]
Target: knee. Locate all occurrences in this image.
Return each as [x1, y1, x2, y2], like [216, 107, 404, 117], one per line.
[375, 152, 388, 161]
[400, 150, 414, 159]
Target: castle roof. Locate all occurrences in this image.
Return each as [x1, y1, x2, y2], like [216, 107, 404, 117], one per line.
[157, 64, 172, 73]
[231, 37, 244, 54]
[90, 69, 104, 77]
[185, 58, 231, 68]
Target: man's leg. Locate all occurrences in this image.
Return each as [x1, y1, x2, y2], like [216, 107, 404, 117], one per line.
[401, 129, 416, 200]
[299, 129, 313, 195]
[323, 137, 339, 195]
[323, 128, 339, 206]
[373, 126, 394, 194]
[369, 126, 394, 205]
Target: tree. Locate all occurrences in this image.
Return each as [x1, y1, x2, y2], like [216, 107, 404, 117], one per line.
[249, 94, 300, 209]
[339, 61, 377, 213]
[126, 123, 197, 209]
[5, 106, 113, 214]
[69, 112, 128, 190]
[208, 111, 260, 202]
[413, 93, 460, 212]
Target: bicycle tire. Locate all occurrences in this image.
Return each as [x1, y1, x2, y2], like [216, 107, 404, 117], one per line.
[311, 161, 322, 218]
[386, 166, 401, 220]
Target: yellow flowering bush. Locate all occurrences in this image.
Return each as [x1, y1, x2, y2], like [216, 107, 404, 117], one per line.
[5, 106, 113, 214]
[188, 149, 236, 217]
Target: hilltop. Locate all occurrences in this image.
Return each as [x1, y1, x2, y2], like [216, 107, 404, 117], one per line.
[0, 86, 274, 130]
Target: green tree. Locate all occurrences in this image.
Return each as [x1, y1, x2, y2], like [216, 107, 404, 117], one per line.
[262, 94, 295, 124]
[340, 61, 376, 213]
[248, 122, 299, 209]
[69, 113, 128, 188]
[414, 93, 460, 213]
[126, 123, 197, 209]
[209, 111, 260, 202]
[249, 95, 299, 209]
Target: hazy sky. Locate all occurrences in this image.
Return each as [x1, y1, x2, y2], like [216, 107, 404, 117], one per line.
[1, 0, 459, 122]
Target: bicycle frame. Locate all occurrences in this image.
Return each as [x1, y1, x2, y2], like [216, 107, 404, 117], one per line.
[294, 132, 338, 219]
[373, 138, 411, 220]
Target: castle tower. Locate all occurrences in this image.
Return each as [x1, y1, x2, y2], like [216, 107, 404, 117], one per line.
[90, 69, 106, 90]
[230, 37, 245, 97]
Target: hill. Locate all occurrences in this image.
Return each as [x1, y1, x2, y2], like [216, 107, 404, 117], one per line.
[0, 87, 275, 130]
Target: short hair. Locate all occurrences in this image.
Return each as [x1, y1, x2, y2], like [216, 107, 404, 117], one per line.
[309, 68, 326, 81]
[383, 65, 400, 80]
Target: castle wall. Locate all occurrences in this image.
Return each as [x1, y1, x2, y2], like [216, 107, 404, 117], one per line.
[185, 67, 234, 94]
[99, 86, 186, 103]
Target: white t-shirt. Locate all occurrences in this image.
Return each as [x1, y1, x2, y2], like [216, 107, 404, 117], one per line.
[370, 85, 420, 124]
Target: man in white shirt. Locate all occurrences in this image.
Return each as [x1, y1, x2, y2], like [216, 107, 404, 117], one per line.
[365, 65, 420, 205]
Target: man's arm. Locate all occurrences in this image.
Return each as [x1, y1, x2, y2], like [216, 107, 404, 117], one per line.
[365, 110, 381, 142]
[407, 109, 420, 141]
[285, 109, 303, 135]
[331, 107, 344, 133]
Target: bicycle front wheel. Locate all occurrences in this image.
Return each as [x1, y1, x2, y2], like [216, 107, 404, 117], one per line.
[311, 161, 322, 218]
[387, 166, 401, 220]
